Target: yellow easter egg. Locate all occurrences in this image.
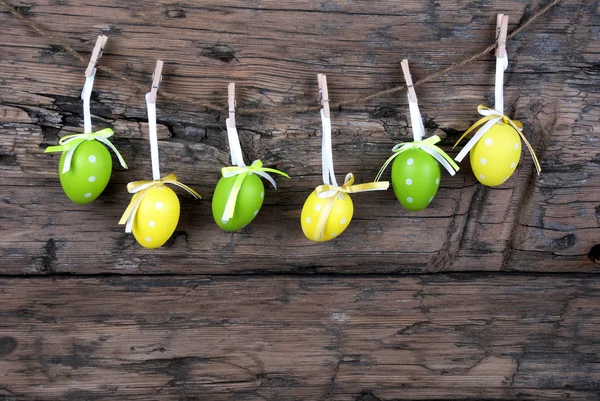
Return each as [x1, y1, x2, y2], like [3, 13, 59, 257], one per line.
[301, 189, 353, 242]
[470, 123, 521, 187]
[132, 185, 180, 249]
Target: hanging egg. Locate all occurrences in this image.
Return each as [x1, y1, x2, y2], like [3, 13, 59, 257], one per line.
[301, 190, 353, 242]
[470, 123, 521, 187]
[58, 140, 112, 204]
[212, 173, 265, 231]
[391, 148, 440, 211]
[132, 185, 180, 249]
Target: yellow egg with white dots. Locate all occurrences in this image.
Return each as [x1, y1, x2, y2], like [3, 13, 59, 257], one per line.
[132, 185, 180, 249]
[301, 190, 353, 242]
[470, 123, 521, 187]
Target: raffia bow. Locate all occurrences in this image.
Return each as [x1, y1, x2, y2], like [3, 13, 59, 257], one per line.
[453, 105, 541, 174]
[311, 173, 389, 241]
[220, 159, 290, 223]
[44, 128, 128, 174]
[375, 135, 459, 182]
[118, 174, 201, 233]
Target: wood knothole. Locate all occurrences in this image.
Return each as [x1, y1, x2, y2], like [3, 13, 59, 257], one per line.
[588, 244, 600, 264]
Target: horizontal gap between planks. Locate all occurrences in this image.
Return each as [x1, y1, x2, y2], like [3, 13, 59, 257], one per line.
[0, 270, 598, 280]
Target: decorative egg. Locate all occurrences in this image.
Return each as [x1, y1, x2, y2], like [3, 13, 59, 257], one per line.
[212, 173, 265, 231]
[58, 140, 112, 204]
[132, 185, 180, 249]
[470, 123, 521, 186]
[391, 148, 440, 211]
[301, 190, 353, 242]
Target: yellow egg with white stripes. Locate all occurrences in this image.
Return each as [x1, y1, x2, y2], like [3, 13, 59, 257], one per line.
[301, 190, 353, 242]
[470, 123, 521, 187]
[132, 185, 180, 249]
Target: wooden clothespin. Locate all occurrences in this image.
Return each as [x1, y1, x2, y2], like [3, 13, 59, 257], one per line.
[317, 73, 330, 118]
[496, 14, 509, 58]
[401, 59, 418, 103]
[228, 83, 236, 126]
[148, 60, 164, 103]
[85, 35, 108, 78]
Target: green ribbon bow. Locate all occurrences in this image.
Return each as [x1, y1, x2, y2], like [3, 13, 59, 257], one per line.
[375, 135, 459, 182]
[44, 128, 128, 174]
[220, 159, 290, 223]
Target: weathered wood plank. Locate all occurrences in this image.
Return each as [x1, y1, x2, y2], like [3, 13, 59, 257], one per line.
[0, 0, 598, 274]
[1, 274, 599, 400]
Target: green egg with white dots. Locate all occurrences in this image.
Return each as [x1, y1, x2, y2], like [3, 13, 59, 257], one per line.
[58, 140, 112, 204]
[391, 148, 441, 211]
[212, 173, 265, 231]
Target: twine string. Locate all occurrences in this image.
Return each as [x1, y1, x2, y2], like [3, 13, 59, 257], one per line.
[0, 0, 561, 116]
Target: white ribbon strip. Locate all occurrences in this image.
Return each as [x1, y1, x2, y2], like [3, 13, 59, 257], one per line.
[145, 93, 161, 181]
[406, 94, 457, 174]
[95, 136, 128, 170]
[124, 182, 155, 233]
[253, 169, 277, 188]
[58, 65, 128, 174]
[226, 117, 246, 167]
[420, 145, 458, 176]
[221, 164, 278, 189]
[454, 112, 502, 163]
[455, 48, 509, 163]
[81, 70, 96, 134]
[60, 73, 96, 173]
[62, 140, 80, 174]
[60, 133, 127, 174]
[125, 200, 140, 233]
[407, 94, 425, 142]
[495, 49, 509, 114]
[320, 108, 338, 188]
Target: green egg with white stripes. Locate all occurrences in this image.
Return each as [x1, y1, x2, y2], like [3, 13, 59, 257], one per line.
[58, 140, 113, 204]
[391, 148, 441, 211]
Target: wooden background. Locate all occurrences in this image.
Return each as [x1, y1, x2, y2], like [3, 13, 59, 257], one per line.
[1, 0, 599, 399]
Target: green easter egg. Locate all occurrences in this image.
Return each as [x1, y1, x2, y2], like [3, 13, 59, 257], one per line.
[59, 140, 112, 204]
[391, 148, 441, 211]
[212, 173, 265, 231]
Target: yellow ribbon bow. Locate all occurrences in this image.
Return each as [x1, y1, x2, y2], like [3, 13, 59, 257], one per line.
[44, 128, 128, 174]
[375, 135, 459, 182]
[453, 105, 541, 174]
[312, 173, 389, 241]
[220, 159, 290, 223]
[118, 174, 201, 233]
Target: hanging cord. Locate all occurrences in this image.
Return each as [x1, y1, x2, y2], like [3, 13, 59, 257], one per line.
[0, 0, 561, 115]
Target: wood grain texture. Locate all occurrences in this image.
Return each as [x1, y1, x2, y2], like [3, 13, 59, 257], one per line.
[1, 275, 600, 400]
[1, 0, 598, 274]
[1, 2, 600, 398]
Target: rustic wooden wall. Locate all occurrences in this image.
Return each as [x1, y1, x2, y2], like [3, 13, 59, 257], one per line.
[0, 0, 599, 399]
